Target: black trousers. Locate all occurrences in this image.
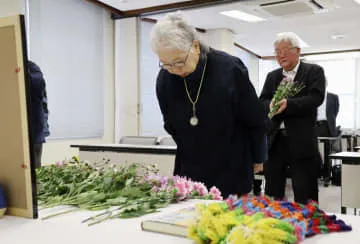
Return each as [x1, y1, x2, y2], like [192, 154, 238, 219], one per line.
[264, 133, 319, 204]
[33, 143, 43, 168]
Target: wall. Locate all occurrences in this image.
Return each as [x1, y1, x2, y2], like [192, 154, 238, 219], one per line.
[42, 10, 115, 164]
[233, 47, 261, 93]
[28, 3, 115, 164]
[0, 0, 25, 17]
[114, 17, 140, 142]
[203, 28, 234, 55]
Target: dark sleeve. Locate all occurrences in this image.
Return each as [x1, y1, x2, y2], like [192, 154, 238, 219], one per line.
[232, 58, 267, 164]
[285, 65, 326, 115]
[156, 72, 175, 136]
[334, 94, 340, 117]
[259, 73, 274, 115]
[156, 72, 182, 175]
[30, 72, 45, 101]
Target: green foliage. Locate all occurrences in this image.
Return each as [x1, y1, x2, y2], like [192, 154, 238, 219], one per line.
[268, 79, 305, 119]
[37, 157, 179, 225]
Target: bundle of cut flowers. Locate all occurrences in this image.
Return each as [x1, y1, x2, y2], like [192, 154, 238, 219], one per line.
[36, 156, 222, 225]
[223, 195, 351, 243]
[189, 196, 352, 243]
[268, 77, 305, 119]
[188, 201, 299, 244]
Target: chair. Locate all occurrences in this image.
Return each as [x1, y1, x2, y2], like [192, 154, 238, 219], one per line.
[119, 136, 158, 145]
[158, 136, 176, 146]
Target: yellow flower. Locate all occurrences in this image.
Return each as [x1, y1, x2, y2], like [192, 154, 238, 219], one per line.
[72, 155, 80, 162]
[189, 202, 297, 244]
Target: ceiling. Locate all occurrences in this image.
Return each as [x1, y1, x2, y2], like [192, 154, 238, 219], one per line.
[95, 0, 360, 57]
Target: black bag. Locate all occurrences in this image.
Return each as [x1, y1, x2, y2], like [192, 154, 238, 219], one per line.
[331, 165, 341, 186]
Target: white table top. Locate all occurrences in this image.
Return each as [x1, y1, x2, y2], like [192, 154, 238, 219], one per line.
[1, 200, 360, 244]
[329, 152, 360, 162]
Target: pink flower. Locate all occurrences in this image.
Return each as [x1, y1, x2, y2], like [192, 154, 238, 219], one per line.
[173, 176, 193, 200]
[193, 182, 208, 196]
[209, 186, 223, 200]
[55, 161, 65, 167]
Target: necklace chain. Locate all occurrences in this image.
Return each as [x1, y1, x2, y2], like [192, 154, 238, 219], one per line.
[183, 57, 207, 113]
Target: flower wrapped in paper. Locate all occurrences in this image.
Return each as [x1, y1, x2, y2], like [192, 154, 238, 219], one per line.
[268, 77, 305, 119]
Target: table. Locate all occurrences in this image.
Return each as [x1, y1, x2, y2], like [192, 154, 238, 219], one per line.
[1, 200, 360, 244]
[341, 129, 360, 151]
[71, 143, 176, 177]
[329, 152, 360, 214]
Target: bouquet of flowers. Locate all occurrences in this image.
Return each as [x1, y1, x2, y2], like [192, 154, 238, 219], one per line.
[188, 201, 299, 244]
[268, 77, 305, 119]
[37, 156, 222, 225]
[188, 196, 352, 243]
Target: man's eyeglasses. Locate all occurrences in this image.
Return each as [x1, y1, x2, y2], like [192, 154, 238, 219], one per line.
[274, 47, 296, 56]
[159, 46, 192, 70]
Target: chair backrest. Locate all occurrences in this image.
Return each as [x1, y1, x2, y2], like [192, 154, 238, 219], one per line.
[119, 136, 158, 145]
[158, 136, 176, 146]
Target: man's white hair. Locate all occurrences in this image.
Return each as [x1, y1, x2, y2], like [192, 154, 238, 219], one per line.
[274, 32, 301, 48]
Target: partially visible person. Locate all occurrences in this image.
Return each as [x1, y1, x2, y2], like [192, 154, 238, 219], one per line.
[316, 88, 328, 136]
[316, 89, 340, 186]
[326, 92, 340, 137]
[28, 60, 50, 168]
[151, 12, 267, 198]
[259, 32, 326, 204]
[316, 80, 340, 138]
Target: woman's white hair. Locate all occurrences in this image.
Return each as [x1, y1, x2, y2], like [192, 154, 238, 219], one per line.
[150, 12, 208, 54]
[274, 32, 301, 48]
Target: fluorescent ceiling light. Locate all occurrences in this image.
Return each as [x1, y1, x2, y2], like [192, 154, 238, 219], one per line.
[354, 0, 360, 5]
[220, 10, 265, 23]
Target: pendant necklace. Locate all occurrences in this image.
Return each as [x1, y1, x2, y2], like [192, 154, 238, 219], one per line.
[183, 56, 207, 126]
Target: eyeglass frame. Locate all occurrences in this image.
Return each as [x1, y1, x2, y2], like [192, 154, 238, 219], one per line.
[274, 47, 297, 56]
[159, 44, 193, 70]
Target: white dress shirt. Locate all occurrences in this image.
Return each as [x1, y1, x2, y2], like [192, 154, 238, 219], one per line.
[317, 90, 327, 121]
[279, 61, 300, 129]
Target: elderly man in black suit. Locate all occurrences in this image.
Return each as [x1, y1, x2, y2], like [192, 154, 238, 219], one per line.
[259, 32, 326, 204]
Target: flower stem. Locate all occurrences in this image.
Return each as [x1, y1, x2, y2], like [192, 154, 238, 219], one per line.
[41, 208, 79, 220]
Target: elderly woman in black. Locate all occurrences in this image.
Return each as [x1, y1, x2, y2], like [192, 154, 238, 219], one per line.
[150, 12, 267, 197]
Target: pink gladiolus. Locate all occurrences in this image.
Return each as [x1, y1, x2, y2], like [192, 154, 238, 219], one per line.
[193, 182, 208, 196]
[144, 174, 222, 202]
[209, 186, 223, 200]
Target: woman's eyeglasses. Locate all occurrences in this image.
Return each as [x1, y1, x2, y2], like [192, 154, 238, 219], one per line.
[159, 46, 192, 70]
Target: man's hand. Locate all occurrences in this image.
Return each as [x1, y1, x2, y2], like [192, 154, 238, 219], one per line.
[254, 163, 264, 174]
[270, 98, 287, 115]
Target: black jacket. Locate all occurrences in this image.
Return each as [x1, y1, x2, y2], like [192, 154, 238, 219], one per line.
[156, 48, 267, 197]
[326, 92, 340, 137]
[28, 61, 49, 144]
[259, 61, 326, 159]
